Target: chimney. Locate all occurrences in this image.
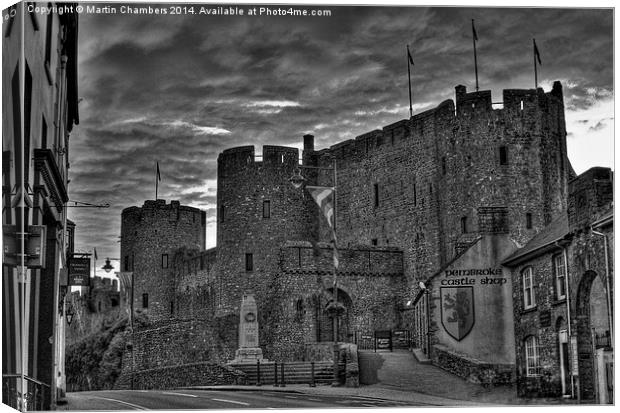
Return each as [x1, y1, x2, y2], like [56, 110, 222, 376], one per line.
[303, 134, 314, 153]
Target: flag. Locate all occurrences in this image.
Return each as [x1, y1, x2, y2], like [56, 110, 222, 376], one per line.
[307, 185, 339, 269]
[94, 247, 98, 261]
[156, 162, 161, 181]
[472, 19, 478, 42]
[407, 46, 414, 66]
[534, 39, 542, 65]
[306, 186, 335, 229]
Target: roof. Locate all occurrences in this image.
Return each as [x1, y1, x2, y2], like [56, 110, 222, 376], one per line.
[592, 209, 614, 229]
[502, 214, 569, 266]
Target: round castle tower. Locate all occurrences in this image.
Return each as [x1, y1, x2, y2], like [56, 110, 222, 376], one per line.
[121, 200, 206, 321]
[215, 144, 316, 312]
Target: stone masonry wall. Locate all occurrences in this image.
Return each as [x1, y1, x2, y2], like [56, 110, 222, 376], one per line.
[309, 83, 569, 289]
[121, 200, 206, 321]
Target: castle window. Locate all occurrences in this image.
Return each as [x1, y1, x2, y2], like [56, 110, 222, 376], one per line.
[371, 239, 378, 246]
[524, 335, 542, 376]
[98, 301, 101, 312]
[522, 267, 536, 309]
[526, 213, 533, 229]
[373, 184, 379, 207]
[142, 293, 149, 308]
[441, 157, 446, 175]
[263, 200, 271, 218]
[499, 146, 508, 165]
[245, 253, 254, 271]
[413, 183, 417, 206]
[124, 256, 129, 271]
[220, 205, 225, 222]
[554, 254, 566, 300]
[428, 183, 432, 195]
[520, 100, 524, 111]
[170, 300, 174, 315]
[162, 254, 168, 269]
[461, 216, 468, 234]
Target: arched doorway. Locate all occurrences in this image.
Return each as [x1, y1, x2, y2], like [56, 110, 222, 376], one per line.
[314, 288, 352, 343]
[575, 270, 612, 403]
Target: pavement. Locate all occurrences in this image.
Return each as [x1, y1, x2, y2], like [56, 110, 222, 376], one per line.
[186, 350, 577, 407]
[181, 350, 510, 407]
[60, 350, 578, 409]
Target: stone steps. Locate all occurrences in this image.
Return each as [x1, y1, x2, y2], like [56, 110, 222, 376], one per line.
[230, 361, 333, 385]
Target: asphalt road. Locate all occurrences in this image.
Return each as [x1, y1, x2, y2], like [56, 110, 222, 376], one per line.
[60, 388, 426, 410]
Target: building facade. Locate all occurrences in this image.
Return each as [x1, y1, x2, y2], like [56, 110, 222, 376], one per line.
[504, 167, 613, 403]
[2, 3, 79, 409]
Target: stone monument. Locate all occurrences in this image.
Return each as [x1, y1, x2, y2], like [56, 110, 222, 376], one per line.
[231, 294, 267, 363]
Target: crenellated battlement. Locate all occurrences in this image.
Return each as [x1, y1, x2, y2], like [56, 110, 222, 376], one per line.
[122, 199, 206, 226]
[218, 145, 300, 177]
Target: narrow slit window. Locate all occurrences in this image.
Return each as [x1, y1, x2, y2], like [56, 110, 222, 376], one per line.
[263, 200, 271, 218]
[245, 253, 254, 271]
[499, 146, 508, 165]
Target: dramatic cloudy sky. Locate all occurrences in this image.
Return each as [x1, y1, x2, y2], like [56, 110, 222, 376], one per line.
[66, 2, 614, 275]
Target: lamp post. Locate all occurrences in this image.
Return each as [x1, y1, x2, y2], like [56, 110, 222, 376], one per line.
[289, 160, 345, 384]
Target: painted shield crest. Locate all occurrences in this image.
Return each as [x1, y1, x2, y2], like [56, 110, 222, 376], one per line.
[440, 286, 475, 341]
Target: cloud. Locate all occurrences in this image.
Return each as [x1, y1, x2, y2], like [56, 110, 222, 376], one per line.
[69, 5, 613, 259]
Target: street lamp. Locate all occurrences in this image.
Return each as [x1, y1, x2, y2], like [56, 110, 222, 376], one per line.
[289, 160, 345, 384]
[101, 258, 114, 273]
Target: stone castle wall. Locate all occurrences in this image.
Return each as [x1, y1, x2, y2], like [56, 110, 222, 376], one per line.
[121, 200, 206, 321]
[306, 83, 569, 286]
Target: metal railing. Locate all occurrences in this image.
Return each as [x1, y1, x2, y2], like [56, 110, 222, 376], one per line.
[595, 330, 612, 349]
[2, 374, 50, 411]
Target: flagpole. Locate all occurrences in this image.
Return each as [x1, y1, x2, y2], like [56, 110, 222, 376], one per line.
[155, 162, 158, 200]
[407, 45, 413, 118]
[533, 38, 538, 89]
[472, 19, 479, 92]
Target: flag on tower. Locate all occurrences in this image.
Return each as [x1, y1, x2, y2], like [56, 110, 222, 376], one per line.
[94, 247, 98, 261]
[156, 162, 161, 181]
[407, 47, 414, 66]
[534, 39, 542, 65]
[472, 19, 478, 41]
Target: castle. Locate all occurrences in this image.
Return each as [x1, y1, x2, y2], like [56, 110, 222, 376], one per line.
[110, 82, 612, 401]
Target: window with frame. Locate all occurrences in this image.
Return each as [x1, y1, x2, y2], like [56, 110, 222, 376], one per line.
[245, 253, 253, 271]
[263, 200, 271, 218]
[142, 293, 149, 308]
[554, 254, 566, 300]
[522, 267, 536, 309]
[162, 254, 168, 269]
[461, 216, 468, 234]
[524, 335, 542, 376]
[526, 213, 533, 229]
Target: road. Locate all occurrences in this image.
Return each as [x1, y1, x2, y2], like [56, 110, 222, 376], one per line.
[59, 388, 428, 410]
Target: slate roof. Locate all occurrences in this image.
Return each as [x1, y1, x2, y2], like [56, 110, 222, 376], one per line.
[502, 214, 569, 266]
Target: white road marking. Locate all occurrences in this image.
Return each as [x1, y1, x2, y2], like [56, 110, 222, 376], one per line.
[306, 398, 321, 402]
[211, 398, 251, 406]
[161, 392, 198, 398]
[284, 395, 298, 399]
[92, 396, 149, 410]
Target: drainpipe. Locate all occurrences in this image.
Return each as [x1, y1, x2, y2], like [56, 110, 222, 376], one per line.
[591, 230, 613, 344]
[556, 241, 575, 399]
